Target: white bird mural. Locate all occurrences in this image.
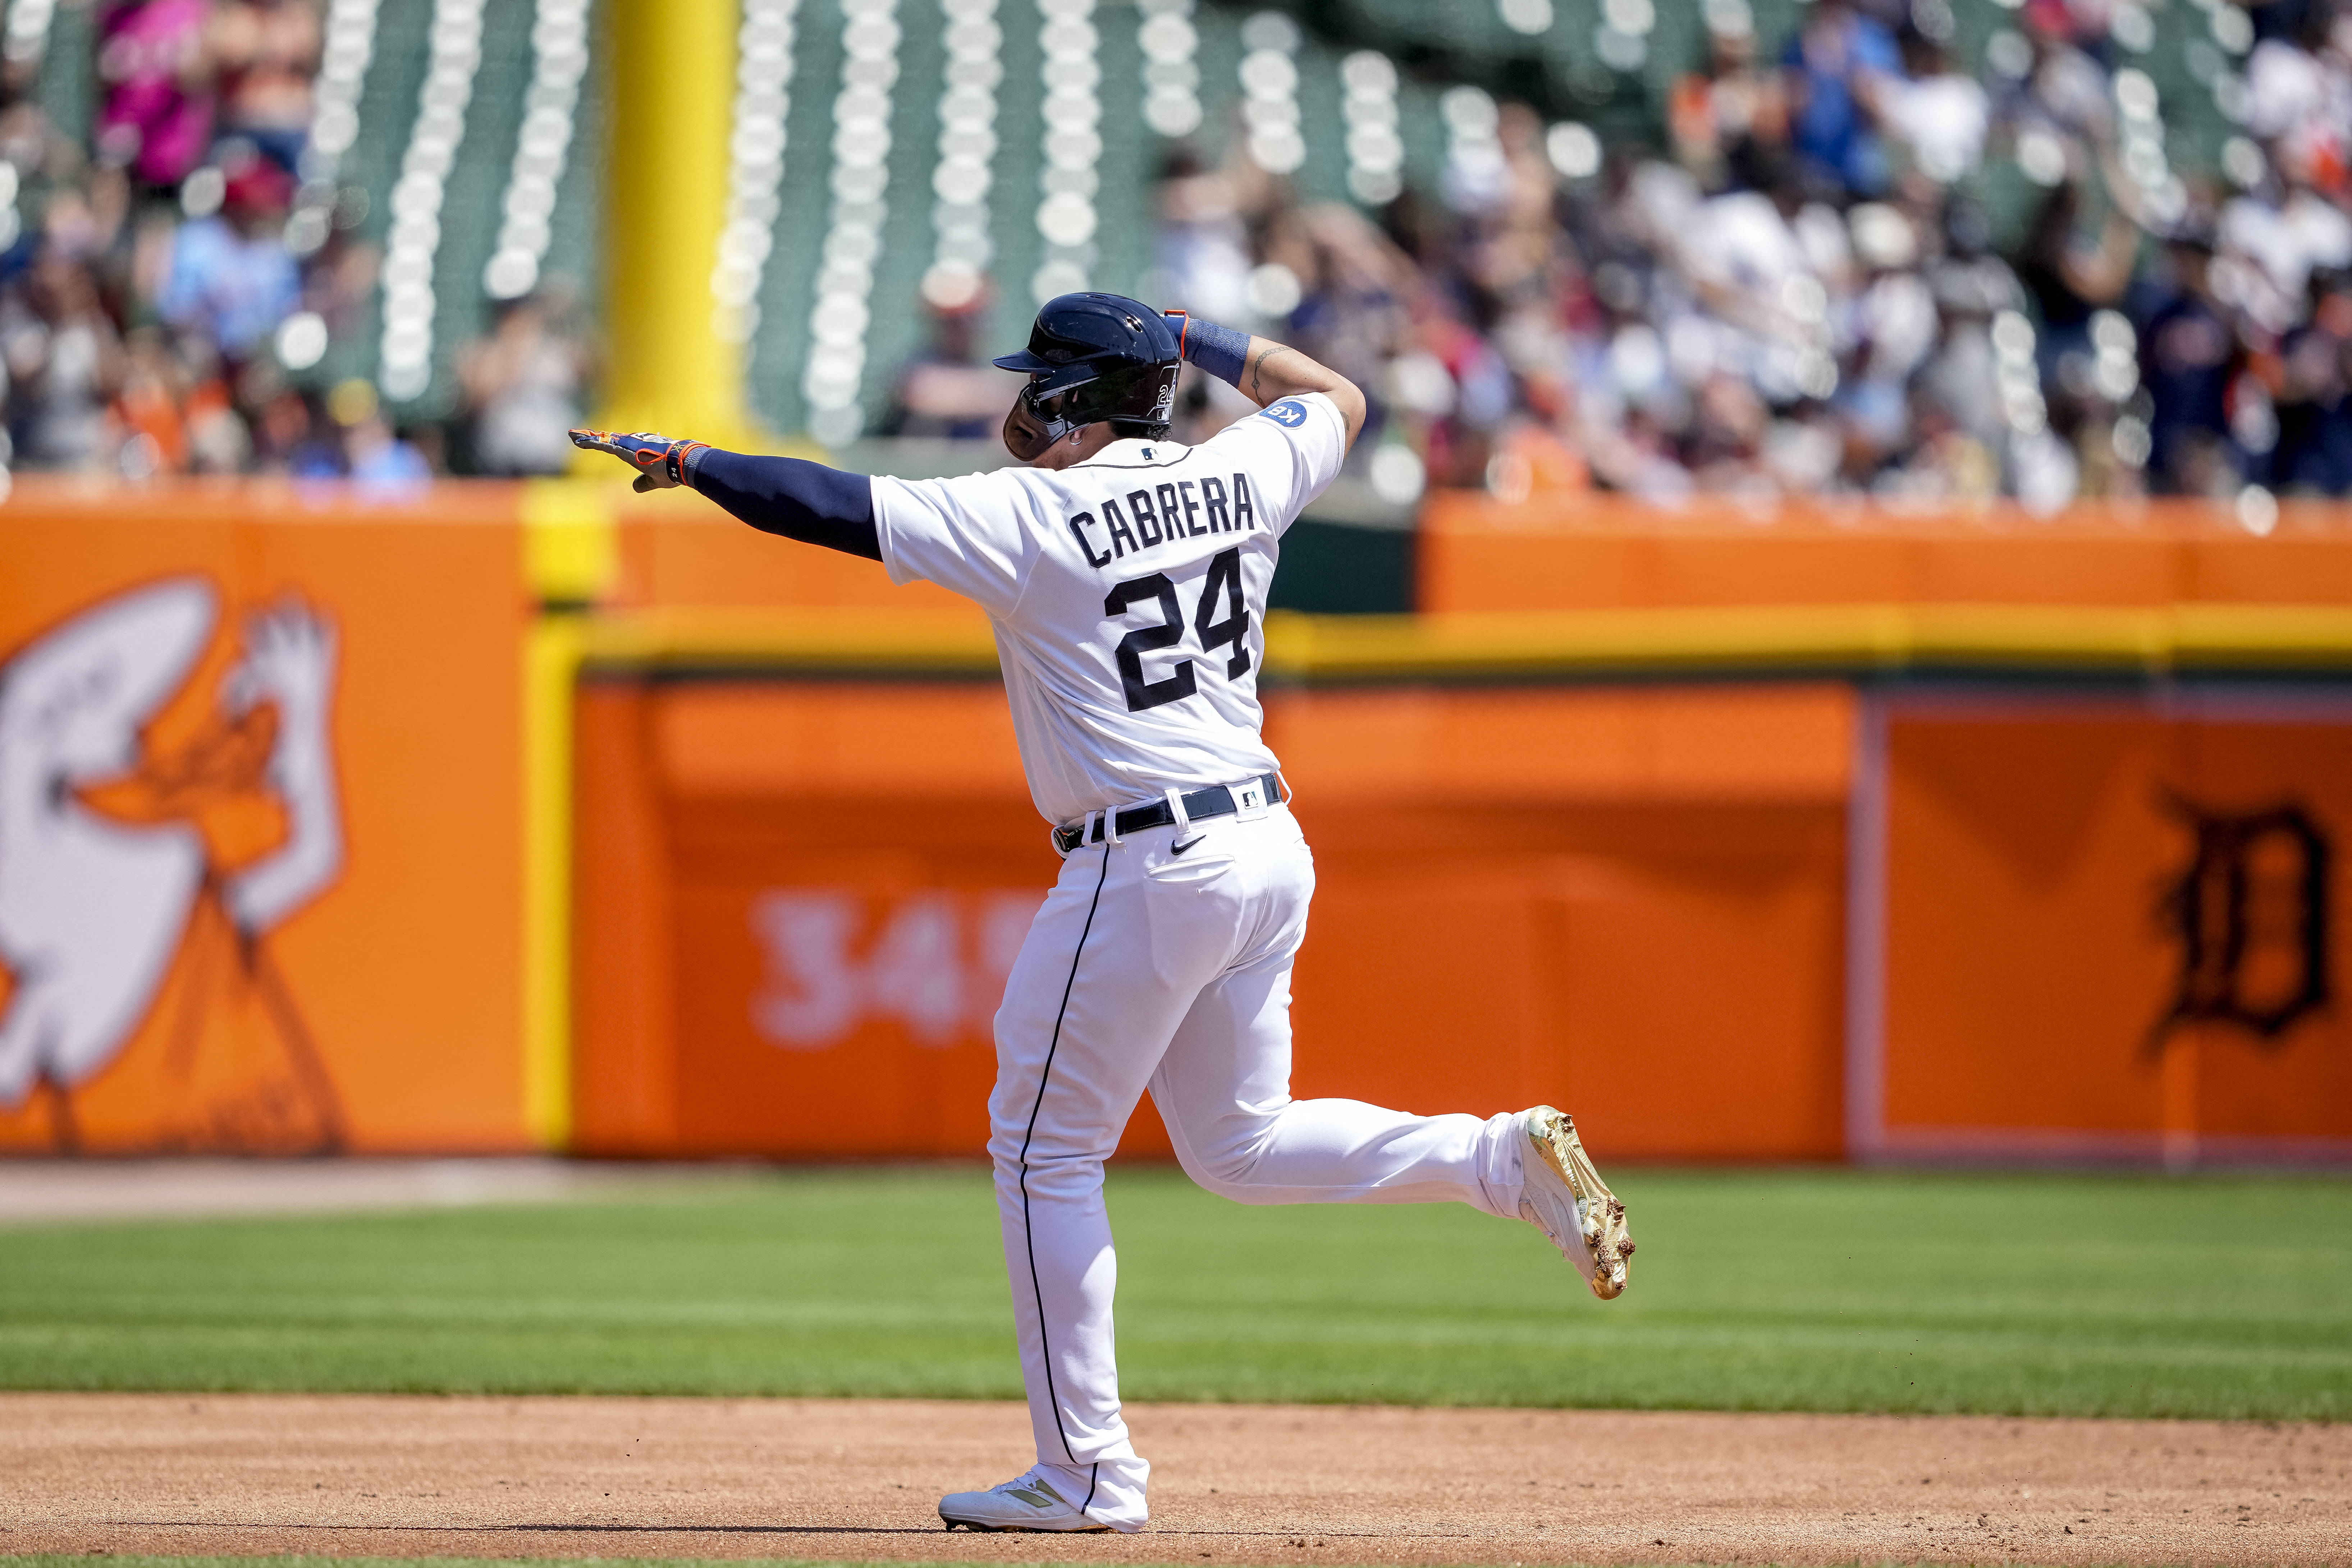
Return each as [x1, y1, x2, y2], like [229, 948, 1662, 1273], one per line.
[0, 577, 346, 1150]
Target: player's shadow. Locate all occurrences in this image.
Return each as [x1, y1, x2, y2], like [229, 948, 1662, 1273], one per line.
[491, 1524, 1429, 1539]
[129, 1520, 1433, 1539]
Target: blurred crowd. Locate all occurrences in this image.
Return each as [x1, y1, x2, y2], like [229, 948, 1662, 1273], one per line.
[8, 0, 2351, 510]
[1138, 0, 2352, 509]
[0, 0, 587, 489]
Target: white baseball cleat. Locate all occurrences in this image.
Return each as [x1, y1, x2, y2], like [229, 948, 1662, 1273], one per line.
[938, 1468, 1111, 1532]
[1519, 1105, 1634, 1300]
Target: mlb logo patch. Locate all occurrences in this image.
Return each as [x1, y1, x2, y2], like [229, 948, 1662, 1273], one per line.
[1260, 399, 1308, 428]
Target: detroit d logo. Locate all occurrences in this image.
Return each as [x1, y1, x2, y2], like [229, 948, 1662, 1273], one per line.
[2150, 797, 2332, 1048]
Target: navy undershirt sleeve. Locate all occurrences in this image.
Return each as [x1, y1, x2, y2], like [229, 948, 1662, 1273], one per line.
[689, 448, 882, 561]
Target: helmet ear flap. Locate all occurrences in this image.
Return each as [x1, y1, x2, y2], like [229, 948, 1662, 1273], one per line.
[1002, 386, 1058, 461]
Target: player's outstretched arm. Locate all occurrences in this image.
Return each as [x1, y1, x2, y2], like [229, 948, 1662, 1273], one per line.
[1162, 312, 1367, 450]
[568, 429, 881, 561]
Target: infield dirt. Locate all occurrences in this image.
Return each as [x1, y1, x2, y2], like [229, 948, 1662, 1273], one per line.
[3, 1394, 2345, 1566]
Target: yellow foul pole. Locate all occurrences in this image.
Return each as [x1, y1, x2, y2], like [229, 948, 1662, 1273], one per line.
[528, 1, 754, 1149]
[594, 0, 758, 445]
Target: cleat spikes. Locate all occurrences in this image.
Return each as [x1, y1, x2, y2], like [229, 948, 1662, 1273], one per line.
[1520, 1105, 1634, 1303]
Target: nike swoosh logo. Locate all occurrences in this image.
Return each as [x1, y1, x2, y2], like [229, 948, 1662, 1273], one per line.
[1171, 833, 1205, 855]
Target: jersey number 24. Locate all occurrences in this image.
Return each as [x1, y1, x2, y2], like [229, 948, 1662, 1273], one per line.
[1103, 546, 1251, 713]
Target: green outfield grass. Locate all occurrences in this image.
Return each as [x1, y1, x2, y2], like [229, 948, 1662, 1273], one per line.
[1, 1166, 2346, 1419]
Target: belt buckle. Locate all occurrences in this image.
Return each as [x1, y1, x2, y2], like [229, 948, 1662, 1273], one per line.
[1230, 776, 1270, 821]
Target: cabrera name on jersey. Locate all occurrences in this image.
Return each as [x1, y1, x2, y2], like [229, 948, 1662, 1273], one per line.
[872, 392, 1349, 824]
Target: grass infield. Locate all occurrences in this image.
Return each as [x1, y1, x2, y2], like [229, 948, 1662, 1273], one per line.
[1, 1166, 2346, 1419]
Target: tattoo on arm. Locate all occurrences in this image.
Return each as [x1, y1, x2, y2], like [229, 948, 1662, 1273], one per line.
[1249, 343, 1307, 402]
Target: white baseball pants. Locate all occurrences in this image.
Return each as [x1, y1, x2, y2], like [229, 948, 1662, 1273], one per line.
[987, 801, 1530, 1531]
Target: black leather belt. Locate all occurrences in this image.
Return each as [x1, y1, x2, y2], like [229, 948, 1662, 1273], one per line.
[1054, 774, 1282, 854]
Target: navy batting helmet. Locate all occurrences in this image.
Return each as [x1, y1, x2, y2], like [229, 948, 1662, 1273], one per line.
[993, 292, 1181, 461]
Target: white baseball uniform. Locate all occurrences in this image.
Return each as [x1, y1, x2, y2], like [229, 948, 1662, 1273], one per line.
[873, 393, 1533, 1532]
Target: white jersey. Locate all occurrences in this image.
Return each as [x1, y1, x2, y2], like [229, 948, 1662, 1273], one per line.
[871, 390, 1347, 824]
[872, 389, 1582, 1536]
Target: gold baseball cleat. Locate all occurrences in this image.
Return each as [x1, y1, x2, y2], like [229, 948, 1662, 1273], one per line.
[1519, 1105, 1635, 1300]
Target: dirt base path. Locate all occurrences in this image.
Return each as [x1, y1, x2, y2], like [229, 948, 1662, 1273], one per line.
[2, 1395, 2344, 1566]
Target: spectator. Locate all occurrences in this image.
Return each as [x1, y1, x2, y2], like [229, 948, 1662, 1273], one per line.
[1919, 223, 2025, 452]
[2015, 178, 2139, 376]
[183, 362, 250, 471]
[1782, 0, 1900, 198]
[157, 150, 297, 362]
[252, 384, 337, 476]
[1153, 146, 1253, 327]
[1286, 202, 1417, 457]
[1678, 155, 1845, 404]
[1669, 6, 1789, 195]
[345, 408, 430, 490]
[2272, 272, 2352, 492]
[1879, 23, 1988, 185]
[456, 289, 594, 475]
[209, 0, 320, 175]
[2140, 227, 2244, 495]
[879, 265, 1012, 442]
[2, 242, 125, 470]
[2241, 0, 2349, 182]
[2219, 137, 2352, 335]
[328, 376, 429, 492]
[94, 0, 219, 192]
[1999, 1, 2113, 152]
[1842, 201, 1936, 466]
[111, 324, 191, 475]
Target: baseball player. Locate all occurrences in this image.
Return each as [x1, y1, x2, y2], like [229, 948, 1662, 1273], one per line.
[571, 293, 1633, 1535]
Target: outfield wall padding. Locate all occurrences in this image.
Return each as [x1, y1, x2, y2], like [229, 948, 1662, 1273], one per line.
[1863, 693, 2352, 1164]
[1418, 494, 2352, 613]
[9, 483, 2352, 1162]
[0, 481, 535, 1154]
[569, 680, 1855, 1161]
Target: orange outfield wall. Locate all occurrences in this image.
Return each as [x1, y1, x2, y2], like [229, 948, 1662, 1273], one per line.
[608, 484, 963, 611]
[1862, 694, 2352, 1164]
[12, 484, 2349, 1164]
[0, 481, 535, 1155]
[570, 676, 1853, 1164]
[571, 499, 2352, 1167]
[1416, 494, 2352, 613]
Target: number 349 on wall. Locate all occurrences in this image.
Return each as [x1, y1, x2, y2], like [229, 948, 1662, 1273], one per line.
[747, 888, 1044, 1051]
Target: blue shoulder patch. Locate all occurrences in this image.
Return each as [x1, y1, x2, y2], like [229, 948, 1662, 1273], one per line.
[1259, 398, 1309, 428]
